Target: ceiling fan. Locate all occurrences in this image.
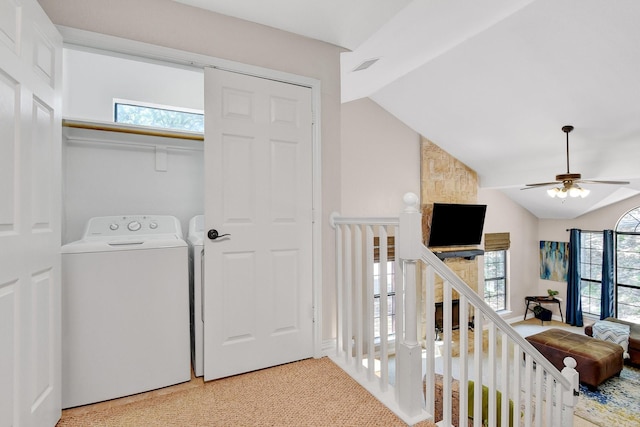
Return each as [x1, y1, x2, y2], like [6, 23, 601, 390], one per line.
[522, 125, 630, 198]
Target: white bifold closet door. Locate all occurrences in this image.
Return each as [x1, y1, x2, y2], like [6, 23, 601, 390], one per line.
[203, 67, 313, 380]
[0, 0, 63, 426]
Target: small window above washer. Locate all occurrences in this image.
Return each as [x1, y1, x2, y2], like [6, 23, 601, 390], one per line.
[114, 100, 204, 133]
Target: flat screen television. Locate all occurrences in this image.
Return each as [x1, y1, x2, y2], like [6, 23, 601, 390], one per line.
[427, 203, 487, 247]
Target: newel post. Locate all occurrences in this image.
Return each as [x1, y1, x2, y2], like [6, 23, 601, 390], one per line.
[396, 193, 423, 417]
[561, 357, 579, 427]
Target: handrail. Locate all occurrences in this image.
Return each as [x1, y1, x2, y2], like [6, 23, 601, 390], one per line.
[329, 212, 399, 228]
[421, 245, 572, 390]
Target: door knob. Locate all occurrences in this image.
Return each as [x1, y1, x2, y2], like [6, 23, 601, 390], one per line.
[208, 229, 230, 240]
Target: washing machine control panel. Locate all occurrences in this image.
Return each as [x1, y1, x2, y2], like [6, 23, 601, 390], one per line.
[127, 220, 142, 231]
[84, 215, 182, 238]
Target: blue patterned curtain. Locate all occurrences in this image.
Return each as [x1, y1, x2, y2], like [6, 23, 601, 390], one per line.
[600, 229, 615, 319]
[566, 228, 583, 326]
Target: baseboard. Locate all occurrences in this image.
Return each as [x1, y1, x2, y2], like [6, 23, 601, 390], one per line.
[322, 339, 336, 356]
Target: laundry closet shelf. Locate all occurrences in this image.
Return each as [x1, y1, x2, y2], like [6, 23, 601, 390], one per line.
[63, 119, 203, 151]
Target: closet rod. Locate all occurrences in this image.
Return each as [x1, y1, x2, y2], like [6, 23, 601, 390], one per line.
[62, 119, 204, 141]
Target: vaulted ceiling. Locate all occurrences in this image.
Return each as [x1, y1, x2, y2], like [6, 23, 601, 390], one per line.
[174, 0, 640, 219]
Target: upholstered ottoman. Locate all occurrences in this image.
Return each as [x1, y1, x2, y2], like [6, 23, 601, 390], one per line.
[525, 328, 623, 390]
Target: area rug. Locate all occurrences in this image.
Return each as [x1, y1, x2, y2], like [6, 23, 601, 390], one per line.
[575, 365, 640, 427]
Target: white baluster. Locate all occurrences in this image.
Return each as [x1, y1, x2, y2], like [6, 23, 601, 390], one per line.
[424, 265, 436, 417]
[512, 344, 521, 427]
[344, 225, 352, 366]
[354, 225, 363, 371]
[473, 314, 483, 427]
[553, 379, 563, 426]
[488, 322, 497, 427]
[442, 280, 453, 427]
[458, 296, 469, 427]
[544, 369, 553, 426]
[500, 330, 509, 427]
[524, 354, 533, 427]
[535, 363, 543, 427]
[335, 221, 343, 357]
[365, 225, 375, 381]
[379, 226, 389, 391]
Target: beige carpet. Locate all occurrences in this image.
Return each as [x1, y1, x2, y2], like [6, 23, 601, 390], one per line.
[56, 322, 597, 426]
[57, 357, 437, 427]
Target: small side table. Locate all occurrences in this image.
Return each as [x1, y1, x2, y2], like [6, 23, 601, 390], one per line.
[524, 296, 564, 323]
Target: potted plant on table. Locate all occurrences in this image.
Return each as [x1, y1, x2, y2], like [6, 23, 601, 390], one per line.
[547, 289, 559, 299]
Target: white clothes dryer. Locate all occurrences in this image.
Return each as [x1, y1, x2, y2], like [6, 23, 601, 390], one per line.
[61, 215, 190, 408]
[187, 215, 204, 377]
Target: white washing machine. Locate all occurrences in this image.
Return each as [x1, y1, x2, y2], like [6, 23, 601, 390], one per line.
[187, 215, 204, 377]
[61, 215, 191, 408]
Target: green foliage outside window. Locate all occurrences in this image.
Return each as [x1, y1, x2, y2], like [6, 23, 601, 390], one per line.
[115, 103, 204, 133]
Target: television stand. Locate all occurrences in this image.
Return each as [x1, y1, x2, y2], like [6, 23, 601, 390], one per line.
[433, 249, 484, 261]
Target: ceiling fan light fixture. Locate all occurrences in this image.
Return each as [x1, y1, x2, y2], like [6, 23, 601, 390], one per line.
[568, 186, 581, 198]
[578, 187, 590, 198]
[547, 187, 568, 198]
[547, 182, 590, 199]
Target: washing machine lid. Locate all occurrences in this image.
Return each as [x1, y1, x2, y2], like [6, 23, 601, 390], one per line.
[62, 215, 187, 254]
[187, 214, 204, 246]
[61, 236, 186, 254]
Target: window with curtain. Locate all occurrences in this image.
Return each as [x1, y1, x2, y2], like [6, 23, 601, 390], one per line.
[483, 232, 510, 311]
[373, 236, 396, 341]
[580, 231, 603, 317]
[616, 207, 640, 322]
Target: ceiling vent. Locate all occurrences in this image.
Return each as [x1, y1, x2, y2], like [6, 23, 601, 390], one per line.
[352, 58, 380, 72]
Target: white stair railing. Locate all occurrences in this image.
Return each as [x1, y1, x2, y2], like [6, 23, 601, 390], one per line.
[329, 193, 579, 426]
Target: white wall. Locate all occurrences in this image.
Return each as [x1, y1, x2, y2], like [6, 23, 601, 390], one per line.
[63, 48, 203, 122]
[478, 189, 540, 320]
[539, 194, 640, 240]
[62, 129, 203, 244]
[341, 98, 420, 215]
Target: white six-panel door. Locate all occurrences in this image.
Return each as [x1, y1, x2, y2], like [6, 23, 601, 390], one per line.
[0, 1, 62, 426]
[203, 68, 313, 380]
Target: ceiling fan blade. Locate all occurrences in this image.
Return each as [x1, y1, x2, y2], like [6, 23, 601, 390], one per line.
[576, 179, 630, 185]
[521, 181, 560, 190]
[522, 126, 631, 191]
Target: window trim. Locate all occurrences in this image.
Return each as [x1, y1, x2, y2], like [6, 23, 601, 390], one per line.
[483, 249, 507, 312]
[579, 230, 603, 317]
[114, 98, 204, 116]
